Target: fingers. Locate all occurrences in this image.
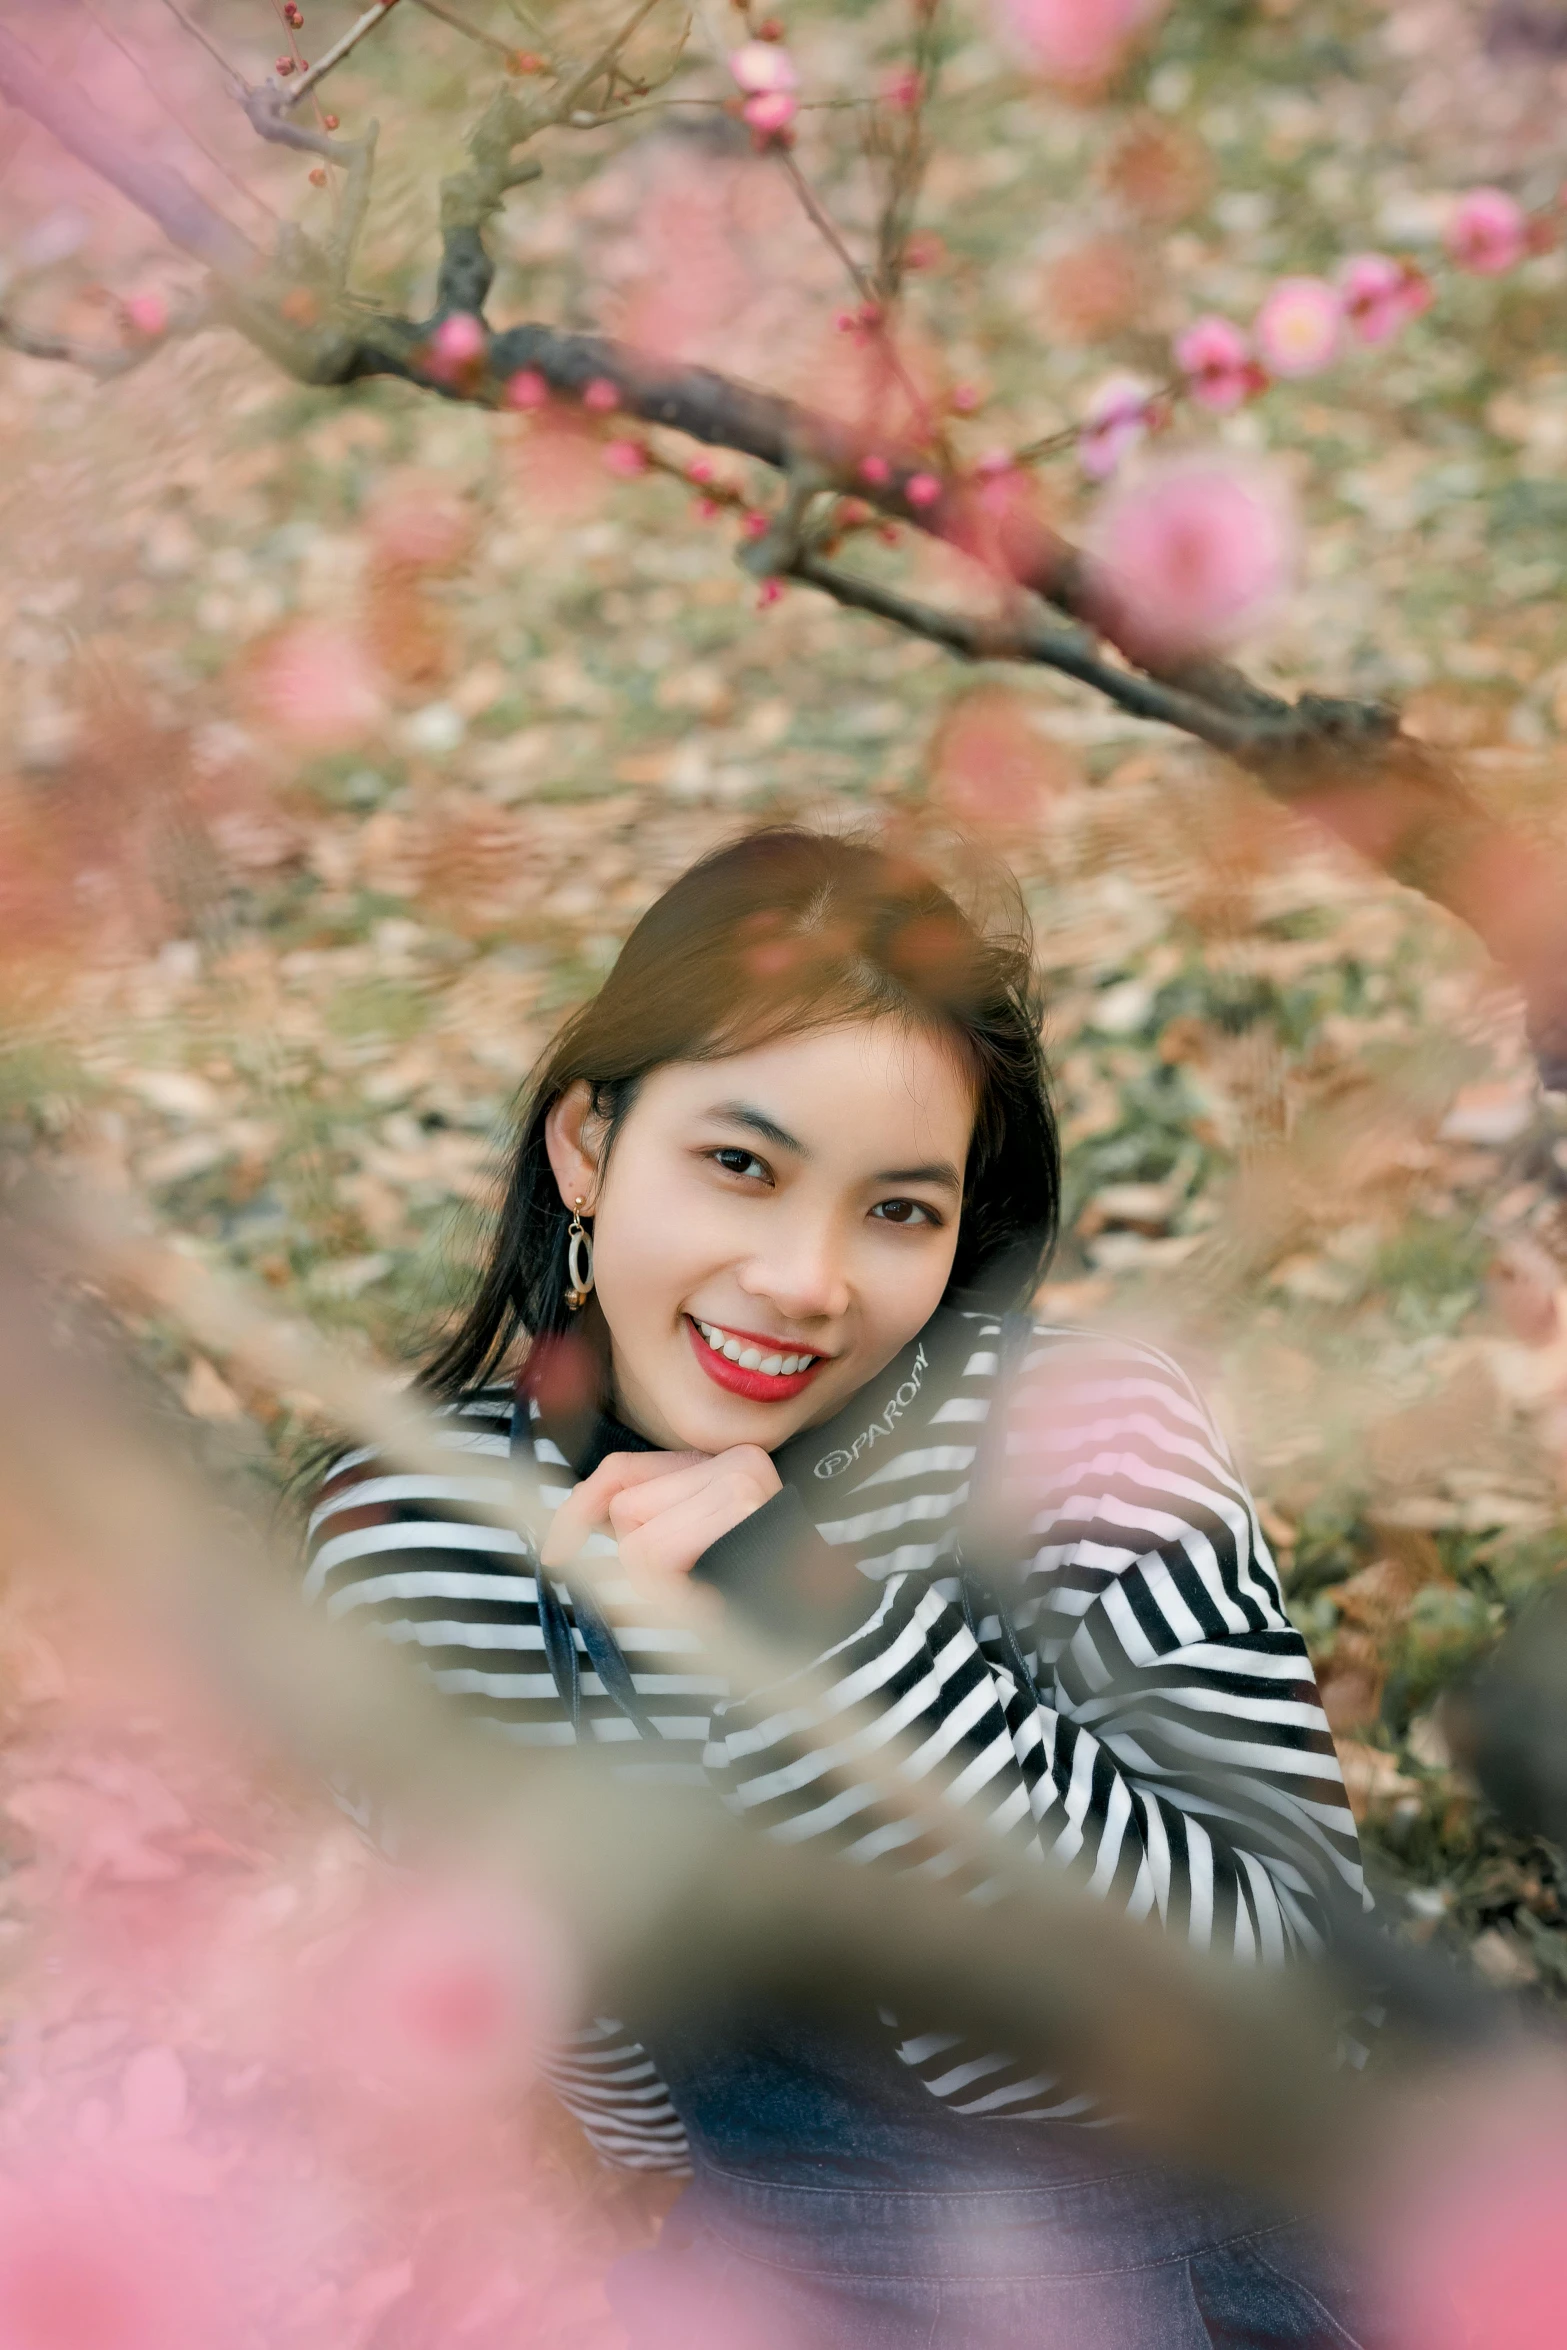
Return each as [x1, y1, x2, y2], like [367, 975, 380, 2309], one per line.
[608, 1455, 734, 1534]
[617, 1478, 762, 1582]
[540, 1449, 704, 1568]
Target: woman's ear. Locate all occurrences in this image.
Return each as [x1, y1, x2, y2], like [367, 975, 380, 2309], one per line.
[544, 1080, 602, 1212]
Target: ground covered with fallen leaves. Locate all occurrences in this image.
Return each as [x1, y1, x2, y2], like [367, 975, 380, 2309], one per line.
[4, 0, 1567, 2195]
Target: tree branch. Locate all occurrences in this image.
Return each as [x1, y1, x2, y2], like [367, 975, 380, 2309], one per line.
[787, 553, 1286, 753]
[0, 21, 257, 279]
[285, 0, 404, 112]
[4, 15, 1564, 1077]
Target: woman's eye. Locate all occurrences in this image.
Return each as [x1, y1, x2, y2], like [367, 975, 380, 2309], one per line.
[711, 1147, 770, 1181]
[871, 1199, 939, 1228]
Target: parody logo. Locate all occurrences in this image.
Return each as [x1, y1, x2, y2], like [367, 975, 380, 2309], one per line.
[814, 1342, 929, 1479]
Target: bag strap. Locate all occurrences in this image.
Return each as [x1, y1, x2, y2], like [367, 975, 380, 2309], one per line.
[511, 1390, 663, 1743]
[956, 1311, 1044, 1708]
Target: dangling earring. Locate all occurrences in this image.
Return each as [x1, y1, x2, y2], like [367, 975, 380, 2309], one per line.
[564, 1197, 595, 1311]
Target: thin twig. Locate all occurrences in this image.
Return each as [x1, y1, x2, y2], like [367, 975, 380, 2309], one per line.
[79, 0, 280, 226]
[787, 552, 1273, 752]
[152, 0, 241, 81]
[566, 94, 866, 124]
[0, 22, 258, 276]
[558, 0, 668, 115]
[410, 0, 521, 60]
[286, 0, 403, 110]
[778, 146, 875, 304]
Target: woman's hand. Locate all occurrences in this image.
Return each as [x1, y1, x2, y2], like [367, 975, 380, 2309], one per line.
[541, 1447, 781, 1587]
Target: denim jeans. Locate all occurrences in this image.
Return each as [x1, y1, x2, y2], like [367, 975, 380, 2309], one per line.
[607, 2011, 1370, 2350]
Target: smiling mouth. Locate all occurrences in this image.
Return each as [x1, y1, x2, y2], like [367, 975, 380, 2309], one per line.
[685, 1316, 830, 1402]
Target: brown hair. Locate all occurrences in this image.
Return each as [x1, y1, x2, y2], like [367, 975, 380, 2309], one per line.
[423, 826, 1058, 1401]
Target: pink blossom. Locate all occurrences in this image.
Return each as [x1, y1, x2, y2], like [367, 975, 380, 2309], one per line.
[1088, 457, 1296, 659]
[687, 456, 716, 484]
[602, 438, 648, 478]
[323, 1878, 568, 2107]
[426, 313, 487, 383]
[741, 89, 798, 134]
[1376, 2102, 1567, 2350]
[505, 367, 549, 409]
[1254, 276, 1341, 376]
[248, 625, 385, 749]
[756, 579, 784, 608]
[860, 453, 892, 485]
[906, 472, 943, 508]
[1173, 314, 1258, 411]
[729, 40, 798, 93]
[1446, 186, 1529, 275]
[581, 376, 620, 413]
[122, 293, 168, 339]
[950, 383, 983, 413]
[1338, 251, 1433, 342]
[0, 2160, 237, 2350]
[994, 0, 1168, 87]
[118, 2048, 188, 2143]
[883, 66, 923, 107]
[365, 470, 475, 569]
[1078, 372, 1155, 479]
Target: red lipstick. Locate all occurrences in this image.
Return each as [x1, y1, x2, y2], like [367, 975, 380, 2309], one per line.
[684, 1316, 829, 1404]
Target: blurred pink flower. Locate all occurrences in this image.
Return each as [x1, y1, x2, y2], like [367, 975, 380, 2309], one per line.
[121, 293, 168, 339]
[1446, 186, 1528, 274]
[906, 473, 943, 507]
[119, 2047, 188, 2143]
[582, 376, 620, 413]
[426, 314, 487, 383]
[603, 438, 648, 478]
[1378, 2103, 1567, 2350]
[248, 626, 385, 750]
[0, 2159, 237, 2350]
[1253, 276, 1341, 376]
[1088, 457, 1296, 658]
[5, 1763, 187, 1889]
[729, 40, 798, 93]
[1173, 315, 1258, 411]
[1338, 251, 1433, 342]
[320, 1876, 569, 2108]
[1078, 372, 1155, 478]
[883, 66, 923, 107]
[505, 368, 548, 409]
[994, 0, 1167, 86]
[742, 89, 799, 134]
[365, 471, 475, 570]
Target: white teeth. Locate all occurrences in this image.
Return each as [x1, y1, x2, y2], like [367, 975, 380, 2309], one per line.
[693, 1319, 817, 1376]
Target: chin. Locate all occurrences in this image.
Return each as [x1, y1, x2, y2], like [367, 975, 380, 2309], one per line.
[660, 1372, 813, 1456]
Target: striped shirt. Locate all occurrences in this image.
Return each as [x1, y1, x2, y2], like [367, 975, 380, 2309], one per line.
[305, 1306, 1366, 2174]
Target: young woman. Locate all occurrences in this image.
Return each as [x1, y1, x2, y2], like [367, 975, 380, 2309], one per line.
[307, 827, 1370, 2349]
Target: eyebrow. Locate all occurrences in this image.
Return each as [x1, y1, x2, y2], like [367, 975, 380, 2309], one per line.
[707, 1101, 805, 1155]
[706, 1103, 963, 1195]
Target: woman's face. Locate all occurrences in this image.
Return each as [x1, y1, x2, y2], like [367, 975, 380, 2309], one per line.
[545, 1019, 975, 1454]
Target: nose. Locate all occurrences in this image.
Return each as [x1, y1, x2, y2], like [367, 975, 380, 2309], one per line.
[736, 1203, 851, 1327]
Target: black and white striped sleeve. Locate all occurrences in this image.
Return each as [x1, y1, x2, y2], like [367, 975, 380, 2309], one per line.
[302, 1397, 693, 2175]
[540, 2019, 692, 2174]
[703, 1332, 1363, 1969]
